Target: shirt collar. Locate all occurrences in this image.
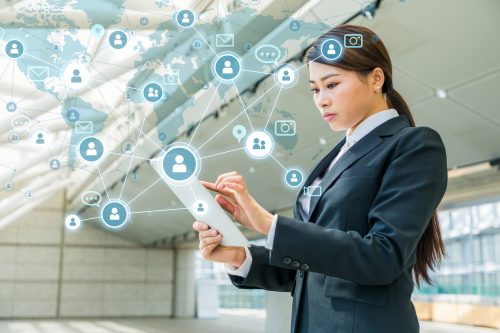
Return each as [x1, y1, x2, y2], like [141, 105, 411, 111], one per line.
[345, 108, 399, 147]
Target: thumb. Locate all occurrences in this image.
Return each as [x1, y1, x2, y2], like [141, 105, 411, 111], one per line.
[215, 195, 236, 216]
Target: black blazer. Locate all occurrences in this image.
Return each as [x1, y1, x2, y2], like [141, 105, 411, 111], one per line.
[229, 115, 448, 333]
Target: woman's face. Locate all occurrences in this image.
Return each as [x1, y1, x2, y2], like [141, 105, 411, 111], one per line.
[308, 61, 379, 132]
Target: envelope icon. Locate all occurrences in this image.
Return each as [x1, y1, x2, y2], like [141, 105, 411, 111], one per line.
[75, 121, 93, 134]
[28, 66, 49, 82]
[216, 34, 234, 47]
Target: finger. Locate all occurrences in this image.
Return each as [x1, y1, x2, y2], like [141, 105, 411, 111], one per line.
[192, 221, 209, 231]
[199, 228, 219, 240]
[200, 180, 217, 190]
[215, 171, 239, 189]
[202, 183, 237, 201]
[200, 234, 223, 248]
[223, 182, 246, 195]
[219, 175, 246, 190]
[215, 195, 236, 216]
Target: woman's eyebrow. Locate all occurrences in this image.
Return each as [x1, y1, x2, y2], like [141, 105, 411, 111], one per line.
[309, 73, 340, 83]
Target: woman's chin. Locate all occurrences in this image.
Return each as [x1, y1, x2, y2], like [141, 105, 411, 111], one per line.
[328, 121, 345, 132]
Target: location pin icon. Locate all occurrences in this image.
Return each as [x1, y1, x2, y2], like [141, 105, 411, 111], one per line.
[91, 24, 105, 38]
[232, 124, 247, 143]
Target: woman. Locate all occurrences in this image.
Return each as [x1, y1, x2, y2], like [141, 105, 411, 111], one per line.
[193, 24, 447, 333]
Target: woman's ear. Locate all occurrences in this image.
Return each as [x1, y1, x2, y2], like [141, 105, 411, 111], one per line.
[371, 67, 385, 93]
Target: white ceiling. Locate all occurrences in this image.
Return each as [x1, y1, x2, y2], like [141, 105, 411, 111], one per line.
[0, 0, 499, 245]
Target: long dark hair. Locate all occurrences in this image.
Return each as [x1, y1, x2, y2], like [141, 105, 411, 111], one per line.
[305, 24, 445, 287]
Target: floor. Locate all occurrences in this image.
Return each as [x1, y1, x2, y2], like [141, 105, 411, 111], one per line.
[0, 310, 496, 333]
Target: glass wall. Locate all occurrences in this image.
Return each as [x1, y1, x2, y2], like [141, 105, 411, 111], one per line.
[418, 200, 500, 297]
[195, 239, 266, 309]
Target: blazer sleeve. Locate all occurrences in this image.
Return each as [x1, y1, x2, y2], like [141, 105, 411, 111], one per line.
[268, 127, 448, 286]
[229, 245, 296, 292]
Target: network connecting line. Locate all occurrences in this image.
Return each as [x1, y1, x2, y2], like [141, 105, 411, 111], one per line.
[1, 1, 316, 234]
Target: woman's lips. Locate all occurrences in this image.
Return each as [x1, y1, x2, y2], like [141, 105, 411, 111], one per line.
[323, 113, 337, 122]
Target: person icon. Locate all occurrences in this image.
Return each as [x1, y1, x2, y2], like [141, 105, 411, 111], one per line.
[252, 138, 261, 150]
[113, 34, 123, 46]
[36, 133, 45, 144]
[282, 70, 291, 82]
[148, 87, 155, 98]
[125, 143, 132, 152]
[181, 13, 191, 24]
[69, 218, 77, 227]
[9, 43, 19, 55]
[109, 207, 120, 221]
[197, 203, 205, 212]
[260, 140, 266, 150]
[69, 111, 77, 121]
[154, 89, 159, 97]
[291, 173, 298, 183]
[222, 60, 234, 75]
[86, 142, 97, 156]
[71, 69, 82, 83]
[172, 154, 187, 173]
[327, 43, 336, 55]
[10, 133, 19, 142]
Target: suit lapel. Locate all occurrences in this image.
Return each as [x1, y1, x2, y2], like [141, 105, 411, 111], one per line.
[306, 115, 412, 220]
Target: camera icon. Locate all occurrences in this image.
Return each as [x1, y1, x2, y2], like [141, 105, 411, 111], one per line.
[275, 120, 296, 136]
[163, 72, 180, 85]
[344, 34, 363, 48]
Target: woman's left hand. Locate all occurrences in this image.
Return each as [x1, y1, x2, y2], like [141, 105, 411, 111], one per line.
[201, 171, 274, 235]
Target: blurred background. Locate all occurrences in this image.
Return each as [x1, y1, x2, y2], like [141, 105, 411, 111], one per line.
[0, 0, 499, 332]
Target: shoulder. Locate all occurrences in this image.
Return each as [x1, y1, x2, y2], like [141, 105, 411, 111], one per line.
[395, 125, 445, 149]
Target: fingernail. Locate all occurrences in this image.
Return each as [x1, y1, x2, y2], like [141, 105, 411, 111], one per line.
[217, 183, 223, 189]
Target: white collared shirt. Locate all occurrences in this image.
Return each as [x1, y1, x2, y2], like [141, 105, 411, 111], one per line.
[226, 108, 400, 277]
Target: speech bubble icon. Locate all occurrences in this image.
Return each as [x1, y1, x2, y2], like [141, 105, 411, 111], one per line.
[81, 191, 102, 207]
[91, 24, 105, 38]
[11, 115, 31, 131]
[232, 124, 247, 143]
[254, 44, 281, 64]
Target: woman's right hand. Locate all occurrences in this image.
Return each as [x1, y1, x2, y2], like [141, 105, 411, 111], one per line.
[192, 221, 246, 268]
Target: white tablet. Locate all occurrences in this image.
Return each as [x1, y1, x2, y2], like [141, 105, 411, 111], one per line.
[150, 157, 250, 247]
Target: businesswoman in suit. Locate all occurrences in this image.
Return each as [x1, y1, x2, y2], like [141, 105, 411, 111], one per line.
[193, 24, 448, 333]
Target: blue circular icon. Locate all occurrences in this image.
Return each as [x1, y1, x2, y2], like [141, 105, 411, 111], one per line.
[51, 43, 61, 52]
[109, 31, 127, 49]
[5, 40, 24, 59]
[289, 20, 300, 31]
[79, 137, 104, 162]
[285, 169, 303, 187]
[176, 9, 195, 28]
[213, 53, 241, 82]
[49, 159, 60, 170]
[101, 200, 130, 228]
[192, 39, 203, 50]
[321, 39, 342, 61]
[65, 108, 80, 123]
[140, 17, 149, 25]
[143, 83, 163, 103]
[158, 132, 166, 141]
[6, 102, 17, 112]
[161, 144, 200, 183]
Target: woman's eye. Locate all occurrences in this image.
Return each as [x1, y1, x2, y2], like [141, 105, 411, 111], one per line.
[327, 83, 337, 89]
[310, 88, 319, 93]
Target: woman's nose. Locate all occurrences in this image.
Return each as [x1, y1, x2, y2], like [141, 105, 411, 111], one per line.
[316, 91, 330, 109]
